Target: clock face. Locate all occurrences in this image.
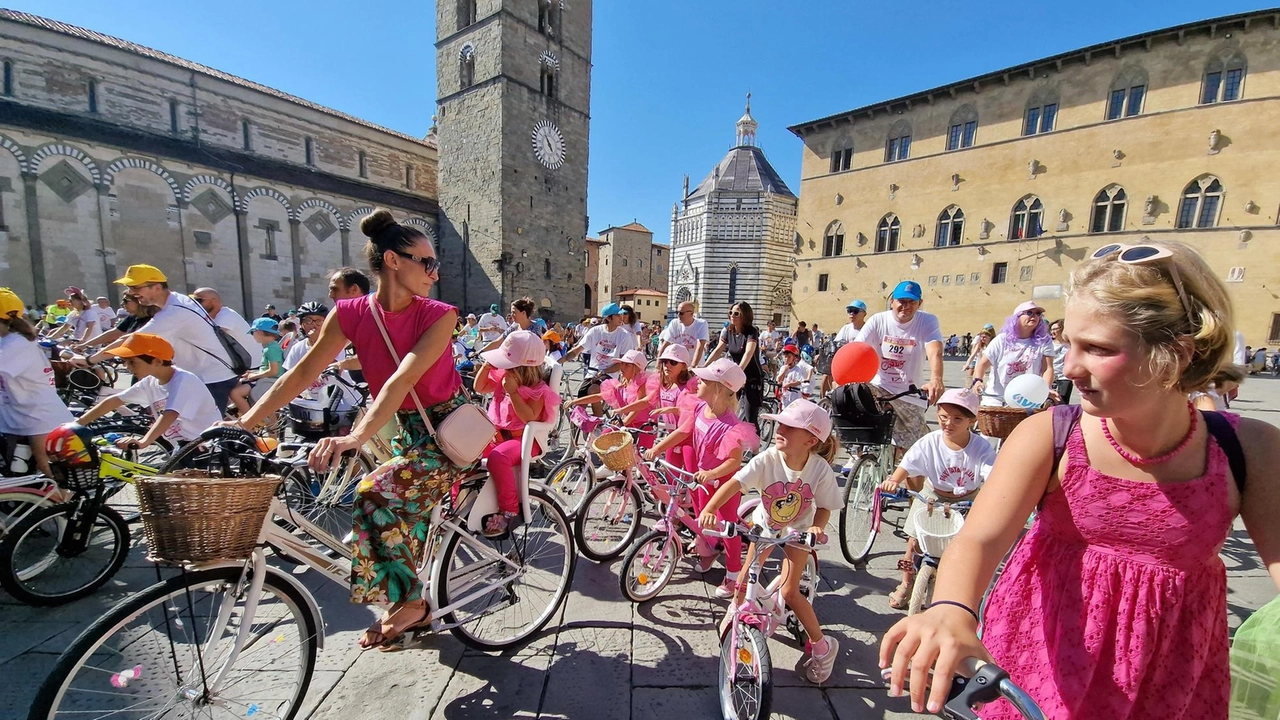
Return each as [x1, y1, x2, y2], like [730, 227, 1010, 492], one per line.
[532, 120, 566, 170]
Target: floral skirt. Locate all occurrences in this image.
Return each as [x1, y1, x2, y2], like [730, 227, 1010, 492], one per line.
[349, 393, 471, 605]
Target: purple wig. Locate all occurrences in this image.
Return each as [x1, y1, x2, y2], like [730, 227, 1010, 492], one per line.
[1000, 307, 1052, 350]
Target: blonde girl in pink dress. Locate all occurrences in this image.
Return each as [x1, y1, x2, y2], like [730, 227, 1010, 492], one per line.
[568, 348, 655, 448]
[880, 241, 1280, 718]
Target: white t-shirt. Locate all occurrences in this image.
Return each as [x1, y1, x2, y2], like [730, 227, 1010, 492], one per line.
[97, 305, 117, 329]
[981, 334, 1051, 407]
[283, 336, 360, 410]
[138, 293, 236, 384]
[211, 307, 262, 369]
[855, 310, 943, 407]
[116, 368, 221, 442]
[477, 313, 508, 343]
[899, 430, 996, 496]
[834, 322, 862, 344]
[761, 328, 783, 351]
[0, 334, 74, 435]
[734, 448, 842, 536]
[72, 307, 110, 341]
[1233, 331, 1248, 366]
[578, 324, 639, 373]
[659, 317, 709, 357]
[776, 360, 813, 406]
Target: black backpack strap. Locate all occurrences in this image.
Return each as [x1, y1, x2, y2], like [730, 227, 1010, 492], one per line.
[1202, 411, 1246, 494]
[1052, 404, 1083, 469]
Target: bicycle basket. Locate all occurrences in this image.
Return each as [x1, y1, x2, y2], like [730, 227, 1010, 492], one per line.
[911, 503, 965, 558]
[590, 431, 637, 472]
[569, 405, 601, 434]
[67, 368, 103, 392]
[977, 406, 1037, 440]
[49, 463, 103, 493]
[831, 383, 895, 446]
[136, 471, 281, 564]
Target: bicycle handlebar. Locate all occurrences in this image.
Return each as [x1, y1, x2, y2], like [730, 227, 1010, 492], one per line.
[705, 521, 819, 549]
[881, 658, 1045, 719]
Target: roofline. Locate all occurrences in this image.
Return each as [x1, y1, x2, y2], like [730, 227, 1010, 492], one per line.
[616, 289, 668, 296]
[0, 9, 436, 149]
[597, 224, 654, 235]
[788, 8, 1280, 137]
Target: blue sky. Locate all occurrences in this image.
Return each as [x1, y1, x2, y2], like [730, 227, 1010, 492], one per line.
[14, 0, 1275, 244]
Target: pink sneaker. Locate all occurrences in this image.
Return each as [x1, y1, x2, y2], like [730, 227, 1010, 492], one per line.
[799, 635, 839, 684]
[715, 577, 738, 599]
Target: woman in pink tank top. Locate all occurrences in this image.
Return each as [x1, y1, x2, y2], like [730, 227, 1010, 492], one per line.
[880, 241, 1280, 719]
[234, 209, 465, 650]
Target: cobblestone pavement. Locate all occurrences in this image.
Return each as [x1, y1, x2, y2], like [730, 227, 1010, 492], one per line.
[4, 361, 1277, 720]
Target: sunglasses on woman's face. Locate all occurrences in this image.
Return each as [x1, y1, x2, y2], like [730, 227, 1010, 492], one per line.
[1091, 243, 1194, 324]
[394, 250, 440, 274]
[659, 359, 677, 366]
[1023, 310, 1045, 318]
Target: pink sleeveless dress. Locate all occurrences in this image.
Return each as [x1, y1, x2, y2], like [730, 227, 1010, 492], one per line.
[979, 415, 1236, 719]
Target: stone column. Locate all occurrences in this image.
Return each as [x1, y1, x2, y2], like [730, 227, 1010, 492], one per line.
[20, 173, 46, 306]
[339, 227, 350, 267]
[235, 209, 253, 315]
[289, 218, 303, 307]
[95, 185, 120, 306]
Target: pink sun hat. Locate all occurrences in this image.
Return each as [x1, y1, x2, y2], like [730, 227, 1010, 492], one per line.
[480, 330, 545, 369]
[693, 358, 746, 393]
[760, 398, 832, 442]
[658, 344, 691, 365]
[1014, 300, 1044, 315]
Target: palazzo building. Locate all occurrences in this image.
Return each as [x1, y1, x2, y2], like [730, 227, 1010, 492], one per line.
[789, 9, 1280, 346]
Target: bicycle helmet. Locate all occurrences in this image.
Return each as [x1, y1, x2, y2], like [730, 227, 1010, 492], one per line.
[800, 343, 815, 357]
[297, 301, 329, 318]
[45, 423, 97, 467]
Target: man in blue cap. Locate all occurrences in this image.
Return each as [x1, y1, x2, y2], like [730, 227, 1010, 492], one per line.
[477, 302, 508, 346]
[855, 280, 944, 452]
[834, 299, 868, 344]
[559, 301, 639, 397]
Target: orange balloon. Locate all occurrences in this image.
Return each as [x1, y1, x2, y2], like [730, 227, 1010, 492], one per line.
[831, 342, 880, 385]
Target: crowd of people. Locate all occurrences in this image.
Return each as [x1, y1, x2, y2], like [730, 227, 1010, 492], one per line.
[1, 224, 1277, 717]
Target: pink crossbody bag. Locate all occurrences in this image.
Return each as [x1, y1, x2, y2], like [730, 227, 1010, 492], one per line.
[367, 294, 494, 467]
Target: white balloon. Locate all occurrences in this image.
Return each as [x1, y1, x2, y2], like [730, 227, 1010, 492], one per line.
[1004, 373, 1050, 409]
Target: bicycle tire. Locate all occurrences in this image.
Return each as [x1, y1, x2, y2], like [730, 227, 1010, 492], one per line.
[619, 529, 679, 603]
[0, 502, 130, 606]
[159, 432, 269, 477]
[573, 477, 643, 562]
[28, 565, 319, 720]
[435, 487, 575, 651]
[280, 451, 373, 549]
[718, 624, 772, 720]
[838, 454, 881, 565]
[543, 456, 594, 517]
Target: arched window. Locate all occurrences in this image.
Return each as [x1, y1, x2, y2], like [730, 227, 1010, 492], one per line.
[1202, 49, 1246, 104]
[946, 105, 978, 151]
[1107, 66, 1148, 120]
[1090, 185, 1127, 234]
[584, 284, 592, 310]
[1177, 176, 1224, 229]
[935, 206, 964, 247]
[544, 258, 552, 279]
[829, 135, 852, 173]
[875, 215, 901, 253]
[822, 221, 844, 257]
[728, 265, 739, 304]
[1009, 196, 1044, 240]
[1024, 87, 1058, 136]
[885, 120, 911, 162]
[540, 65, 556, 98]
[459, 45, 475, 90]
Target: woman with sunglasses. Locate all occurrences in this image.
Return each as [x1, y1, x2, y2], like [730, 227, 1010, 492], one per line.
[704, 301, 764, 425]
[969, 301, 1055, 407]
[230, 208, 465, 650]
[881, 241, 1280, 718]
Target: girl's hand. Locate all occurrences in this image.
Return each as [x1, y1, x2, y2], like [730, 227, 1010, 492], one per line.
[806, 525, 826, 544]
[501, 372, 520, 394]
[113, 436, 143, 451]
[879, 478, 900, 494]
[693, 470, 716, 485]
[642, 448, 658, 463]
[309, 435, 362, 473]
[698, 510, 718, 530]
[879, 606, 991, 714]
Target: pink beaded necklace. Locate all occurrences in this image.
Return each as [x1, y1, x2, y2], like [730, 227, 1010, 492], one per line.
[1102, 402, 1198, 466]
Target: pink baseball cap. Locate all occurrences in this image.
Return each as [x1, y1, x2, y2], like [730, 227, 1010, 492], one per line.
[616, 349, 649, 368]
[480, 330, 545, 369]
[658, 344, 691, 365]
[936, 388, 981, 417]
[693, 358, 746, 393]
[761, 398, 832, 442]
[1014, 300, 1043, 315]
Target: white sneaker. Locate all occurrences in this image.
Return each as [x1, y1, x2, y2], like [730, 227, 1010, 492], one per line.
[714, 578, 738, 599]
[687, 553, 716, 573]
[800, 635, 839, 685]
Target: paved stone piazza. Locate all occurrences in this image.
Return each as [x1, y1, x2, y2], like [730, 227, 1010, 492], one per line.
[3, 360, 1277, 720]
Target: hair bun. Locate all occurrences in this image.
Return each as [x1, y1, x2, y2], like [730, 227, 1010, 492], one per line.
[360, 208, 398, 239]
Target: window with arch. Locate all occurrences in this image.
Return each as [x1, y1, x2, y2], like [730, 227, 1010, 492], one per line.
[1202, 49, 1246, 104]
[537, 0, 559, 37]
[457, 0, 476, 29]
[885, 120, 911, 162]
[2, 60, 12, 97]
[1107, 66, 1148, 120]
[935, 206, 964, 247]
[87, 79, 98, 113]
[1009, 196, 1044, 240]
[822, 221, 845, 257]
[540, 64, 556, 98]
[544, 259, 552, 279]
[459, 45, 475, 90]
[1177, 176, 1224, 229]
[1024, 87, 1058, 136]
[728, 266, 740, 303]
[946, 105, 978, 151]
[829, 136, 852, 172]
[1090, 185, 1127, 233]
[875, 215, 901, 253]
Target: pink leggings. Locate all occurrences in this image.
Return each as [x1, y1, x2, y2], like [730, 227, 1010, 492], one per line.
[482, 437, 541, 514]
[691, 478, 742, 573]
[665, 444, 695, 474]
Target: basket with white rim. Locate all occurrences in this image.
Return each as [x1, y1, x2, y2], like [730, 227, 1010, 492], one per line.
[911, 502, 966, 559]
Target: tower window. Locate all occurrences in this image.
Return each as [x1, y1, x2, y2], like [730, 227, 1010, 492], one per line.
[540, 65, 556, 98]
[169, 99, 180, 133]
[729, 266, 740, 301]
[242, 119, 252, 150]
[537, 0, 558, 37]
[406, 164, 415, 189]
[457, 0, 476, 29]
[545, 259, 552, 279]
[88, 79, 98, 113]
[358, 150, 368, 178]
[459, 45, 475, 90]
[305, 137, 315, 166]
[3, 61, 12, 97]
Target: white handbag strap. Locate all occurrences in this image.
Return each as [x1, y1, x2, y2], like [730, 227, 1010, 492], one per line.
[368, 294, 437, 435]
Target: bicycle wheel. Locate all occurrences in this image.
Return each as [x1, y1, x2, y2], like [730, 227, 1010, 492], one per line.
[718, 624, 772, 720]
[838, 454, 881, 565]
[29, 565, 318, 720]
[0, 501, 129, 606]
[160, 432, 269, 477]
[281, 451, 372, 547]
[0, 489, 56, 537]
[619, 529, 680, 603]
[435, 487, 575, 651]
[543, 456, 594, 517]
[573, 477, 643, 562]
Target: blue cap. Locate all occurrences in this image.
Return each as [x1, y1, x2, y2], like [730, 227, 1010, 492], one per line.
[891, 281, 922, 301]
[249, 317, 280, 335]
[600, 302, 623, 318]
[846, 299, 867, 311]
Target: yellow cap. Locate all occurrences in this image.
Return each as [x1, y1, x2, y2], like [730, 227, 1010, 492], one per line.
[114, 264, 168, 286]
[0, 287, 22, 318]
[104, 332, 175, 361]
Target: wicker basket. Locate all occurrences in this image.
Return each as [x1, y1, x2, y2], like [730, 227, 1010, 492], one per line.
[978, 406, 1037, 440]
[590, 431, 637, 473]
[136, 472, 281, 564]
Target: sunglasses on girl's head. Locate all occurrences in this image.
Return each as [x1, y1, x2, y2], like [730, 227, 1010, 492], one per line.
[394, 250, 440, 274]
[1091, 243, 1194, 324]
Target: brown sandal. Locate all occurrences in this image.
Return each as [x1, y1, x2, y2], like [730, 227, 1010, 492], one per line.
[359, 603, 433, 651]
[888, 559, 916, 610]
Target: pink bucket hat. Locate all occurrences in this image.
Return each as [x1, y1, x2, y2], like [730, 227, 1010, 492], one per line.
[616, 349, 649, 368]
[658, 344, 691, 365]
[936, 388, 981, 417]
[693, 358, 746, 393]
[480, 330, 545, 369]
[760, 398, 832, 442]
